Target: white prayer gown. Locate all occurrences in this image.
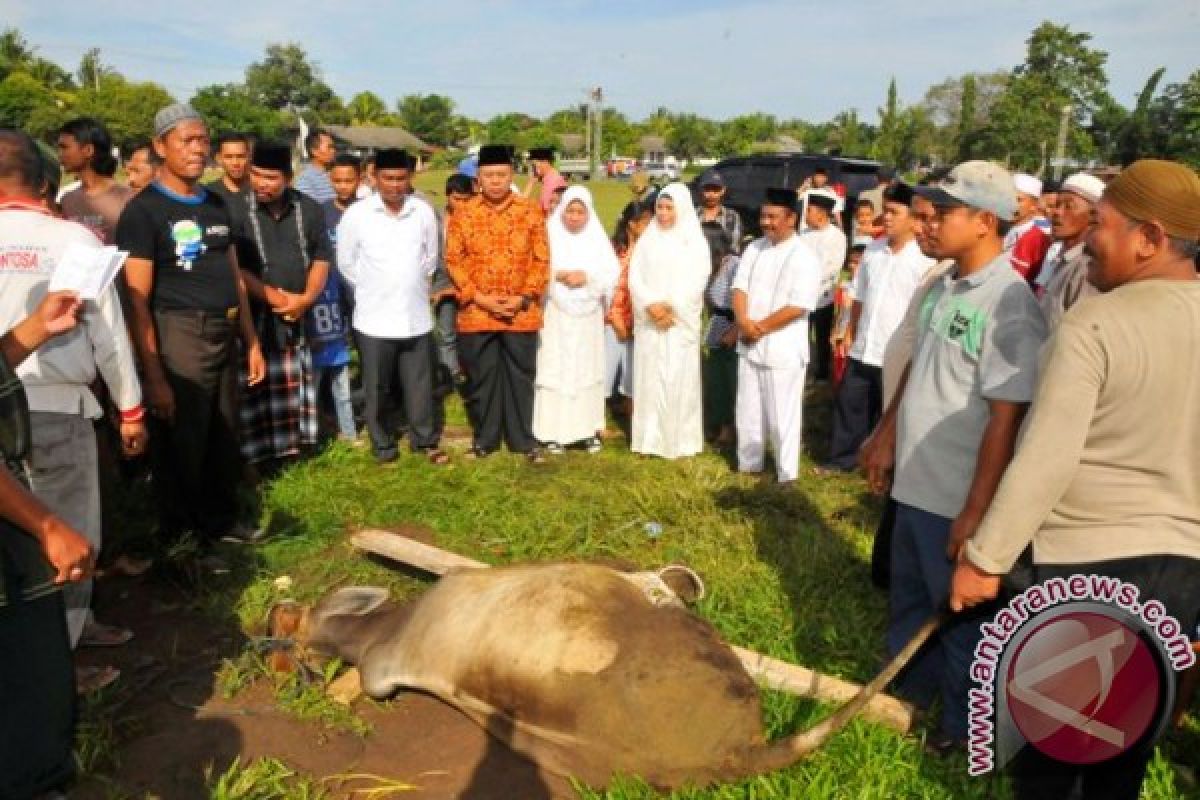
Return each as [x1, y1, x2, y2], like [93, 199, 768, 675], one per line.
[533, 187, 619, 445]
[627, 183, 710, 459]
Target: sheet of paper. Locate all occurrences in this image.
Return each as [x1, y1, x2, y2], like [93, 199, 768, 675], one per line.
[47, 242, 129, 300]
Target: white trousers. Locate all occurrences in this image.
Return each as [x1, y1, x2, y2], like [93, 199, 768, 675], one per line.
[736, 359, 807, 482]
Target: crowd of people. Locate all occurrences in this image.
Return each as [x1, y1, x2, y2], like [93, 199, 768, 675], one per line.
[0, 97, 1197, 800]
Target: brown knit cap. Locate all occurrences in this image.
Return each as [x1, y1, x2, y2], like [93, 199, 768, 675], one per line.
[1104, 159, 1200, 240]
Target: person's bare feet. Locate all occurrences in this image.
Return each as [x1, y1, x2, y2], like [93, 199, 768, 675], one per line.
[76, 664, 120, 694]
[79, 620, 133, 648]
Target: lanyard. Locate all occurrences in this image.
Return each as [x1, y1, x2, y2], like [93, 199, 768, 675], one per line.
[245, 190, 308, 282]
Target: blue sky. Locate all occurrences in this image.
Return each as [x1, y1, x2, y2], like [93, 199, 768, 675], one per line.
[3, 0, 1196, 121]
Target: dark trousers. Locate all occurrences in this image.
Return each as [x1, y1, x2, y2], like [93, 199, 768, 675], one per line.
[359, 332, 439, 458]
[1009, 555, 1200, 800]
[151, 310, 241, 540]
[828, 358, 883, 470]
[810, 304, 834, 380]
[458, 331, 537, 453]
[871, 496, 896, 590]
[888, 502, 996, 741]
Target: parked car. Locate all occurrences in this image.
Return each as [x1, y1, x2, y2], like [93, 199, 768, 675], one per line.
[692, 154, 882, 237]
[642, 161, 681, 182]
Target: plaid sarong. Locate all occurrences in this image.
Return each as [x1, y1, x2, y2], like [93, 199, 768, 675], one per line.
[239, 342, 318, 464]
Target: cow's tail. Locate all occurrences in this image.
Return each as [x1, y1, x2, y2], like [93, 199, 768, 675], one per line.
[741, 612, 945, 777]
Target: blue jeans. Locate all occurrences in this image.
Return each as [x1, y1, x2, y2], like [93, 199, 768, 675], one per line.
[313, 363, 356, 439]
[887, 502, 990, 741]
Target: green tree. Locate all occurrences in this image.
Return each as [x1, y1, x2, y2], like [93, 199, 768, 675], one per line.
[1151, 69, 1200, 168]
[397, 93, 463, 145]
[347, 91, 388, 126]
[667, 113, 715, 161]
[955, 74, 977, 160]
[0, 28, 35, 80]
[191, 83, 284, 139]
[1112, 68, 1166, 165]
[70, 75, 174, 149]
[245, 43, 337, 112]
[873, 77, 904, 165]
[485, 111, 538, 146]
[76, 48, 113, 91]
[0, 71, 56, 128]
[976, 22, 1111, 169]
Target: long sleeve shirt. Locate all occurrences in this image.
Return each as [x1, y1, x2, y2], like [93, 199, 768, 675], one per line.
[336, 193, 439, 340]
[0, 203, 141, 417]
[967, 280, 1200, 574]
[445, 194, 550, 333]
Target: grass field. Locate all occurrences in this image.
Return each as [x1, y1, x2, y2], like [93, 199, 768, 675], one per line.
[76, 171, 1200, 798]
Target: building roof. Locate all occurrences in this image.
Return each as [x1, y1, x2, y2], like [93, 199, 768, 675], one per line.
[325, 125, 434, 153]
[640, 135, 666, 150]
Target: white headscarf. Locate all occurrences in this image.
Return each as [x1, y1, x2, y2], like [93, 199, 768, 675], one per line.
[627, 182, 711, 334]
[546, 186, 620, 316]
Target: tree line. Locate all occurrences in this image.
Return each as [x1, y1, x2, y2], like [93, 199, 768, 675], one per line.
[1, 22, 1196, 171]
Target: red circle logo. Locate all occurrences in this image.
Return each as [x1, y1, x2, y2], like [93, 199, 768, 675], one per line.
[1006, 611, 1162, 764]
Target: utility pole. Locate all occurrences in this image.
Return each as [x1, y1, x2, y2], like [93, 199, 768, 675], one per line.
[591, 86, 604, 179]
[1052, 104, 1072, 181]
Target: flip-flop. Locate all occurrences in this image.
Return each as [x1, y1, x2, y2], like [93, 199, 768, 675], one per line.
[76, 665, 120, 694]
[79, 621, 134, 648]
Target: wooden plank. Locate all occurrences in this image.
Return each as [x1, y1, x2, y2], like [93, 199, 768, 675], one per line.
[351, 527, 916, 733]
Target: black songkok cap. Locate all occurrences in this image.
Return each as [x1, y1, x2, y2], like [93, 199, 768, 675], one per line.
[764, 187, 798, 209]
[251, 141, 292, 174]
[478, 144, 515, 166]
[528, 147, 554, 161]
[883, 181, 915, 206]
[375, 148, 413, 170]
[807, 192, 837, 212]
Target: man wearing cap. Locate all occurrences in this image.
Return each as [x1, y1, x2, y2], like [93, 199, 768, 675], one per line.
[1035, 172, 1106, 329]
[801, 189, 847, 382]
[731, 188, 821, 483]
[950, 160, 1200, 797]
[337, 148, 444, 465]
[826, 182, 933, 472]
[446, 144, 550, 461]
[867, 160, 1046, 752]
[525, 147, 567, 215]
[1005, 172, 1053, 285]
[697, 169, 743, 255]
[116, 104, 265, 552]
[234, 142, 330, 469]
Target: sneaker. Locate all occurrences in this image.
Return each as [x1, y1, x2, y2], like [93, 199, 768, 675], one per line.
[544, 442, 565, 456]
[584, 437, 602, 454]
[526, 447, 547, 465]
[219, 523, 267, 544]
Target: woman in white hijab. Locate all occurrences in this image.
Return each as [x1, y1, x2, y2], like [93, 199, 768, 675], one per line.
[627, 182, 710, 459]
[533, 186, 619, 453]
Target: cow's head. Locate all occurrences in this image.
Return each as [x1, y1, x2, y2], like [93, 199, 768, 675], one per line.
[267, 587, 394, 670]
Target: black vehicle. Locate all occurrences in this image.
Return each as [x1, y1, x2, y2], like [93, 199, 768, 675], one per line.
[693, 154, 882, 238]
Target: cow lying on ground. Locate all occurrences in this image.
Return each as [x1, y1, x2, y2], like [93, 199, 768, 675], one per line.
[268, 563, 938, 790]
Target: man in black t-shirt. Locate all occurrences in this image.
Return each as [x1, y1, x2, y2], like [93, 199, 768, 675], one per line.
[115, 103, 265, 550]
[204, 130, 252, 230]
[234, 142, 330, 466]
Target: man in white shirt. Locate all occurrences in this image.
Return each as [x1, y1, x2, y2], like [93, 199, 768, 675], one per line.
[336, 148, 444, 465]
[732, 188, 821, 483]
[0, 128, 145, 661]
[800, 189, 847, 382]
[826, 183, 933, 471]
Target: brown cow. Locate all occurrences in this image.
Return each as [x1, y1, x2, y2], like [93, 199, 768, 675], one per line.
[270, 563, 938, 790]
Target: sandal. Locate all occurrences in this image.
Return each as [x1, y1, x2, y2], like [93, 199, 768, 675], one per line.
[80, 621, 134, 648]
[426, 448, 450, 466]
[76, 664, 120, 695]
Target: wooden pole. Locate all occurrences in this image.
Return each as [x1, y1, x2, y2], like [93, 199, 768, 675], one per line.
[350, 528, 916, 733]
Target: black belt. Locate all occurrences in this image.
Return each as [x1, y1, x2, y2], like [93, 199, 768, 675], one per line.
[154, 307, 239, 321]
[711, 308, 734, 320]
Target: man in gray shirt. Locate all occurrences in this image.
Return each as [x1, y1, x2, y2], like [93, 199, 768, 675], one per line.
[866, 161, 1047, 752]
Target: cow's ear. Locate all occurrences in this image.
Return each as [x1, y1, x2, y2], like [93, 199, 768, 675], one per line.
[318, 587, 391, 617]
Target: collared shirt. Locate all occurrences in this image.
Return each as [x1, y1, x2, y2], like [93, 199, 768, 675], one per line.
[732, 234, 821, 369]
[445, 193, 550, 334]
[337, 192, 439, 339]
[849, 238, 935, 366]
[294, 163, 335, 205]
[698, 205, 744, 255]
[0, 201, 141, 418]
[892, 254, 1046, 519]
[1038, 242, 1098, 332]
[1005, 217, 1052, 284]
[236, 189, 330, 294]
[801, 222, 847, 308]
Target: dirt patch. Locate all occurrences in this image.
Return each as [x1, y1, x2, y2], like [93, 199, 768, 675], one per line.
[72, 573, 574, 799]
